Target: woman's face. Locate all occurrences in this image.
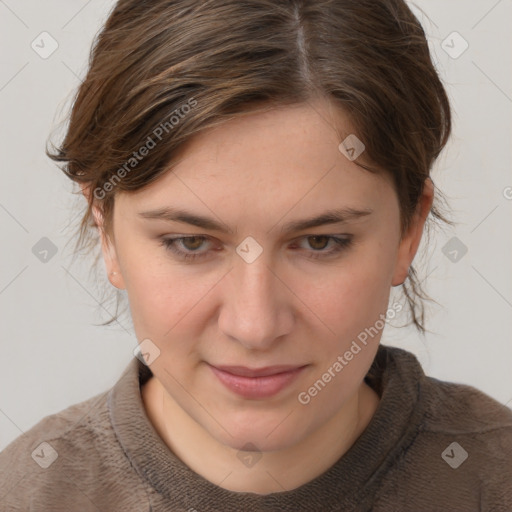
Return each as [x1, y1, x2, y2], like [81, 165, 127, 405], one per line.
[100, 98, 428, 452]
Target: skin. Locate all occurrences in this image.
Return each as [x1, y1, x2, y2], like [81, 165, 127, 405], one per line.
[86, 96, 433, 494]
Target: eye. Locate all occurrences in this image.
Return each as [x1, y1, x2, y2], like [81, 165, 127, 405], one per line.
[160, 234, 353, 262]
[160, 236, 212, 261]
[293, 235, 353, 259]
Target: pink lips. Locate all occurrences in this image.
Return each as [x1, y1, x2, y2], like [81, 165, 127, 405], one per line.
[208, 364, 307, 399]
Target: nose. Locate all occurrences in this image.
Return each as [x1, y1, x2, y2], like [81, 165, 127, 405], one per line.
[217, 250, 294, 351]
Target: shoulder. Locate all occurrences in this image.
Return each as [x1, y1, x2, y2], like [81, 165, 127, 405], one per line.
[371, 345, 512, 509]
[0, 389, 110, 464]
[400, 376, 512, 508]
[0, 390, 149, 511]
[382, 344, 512, 441]
[0, 392, 104, 505]
[420, 375, 512, 441]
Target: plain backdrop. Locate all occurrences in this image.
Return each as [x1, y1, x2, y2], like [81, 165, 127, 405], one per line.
[1, 0, 511, 452]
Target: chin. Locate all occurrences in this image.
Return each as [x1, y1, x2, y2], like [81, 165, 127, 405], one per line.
[206, 412, 307, 454]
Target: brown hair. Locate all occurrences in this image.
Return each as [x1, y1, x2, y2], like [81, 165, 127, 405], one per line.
[48, 0, 453, 333]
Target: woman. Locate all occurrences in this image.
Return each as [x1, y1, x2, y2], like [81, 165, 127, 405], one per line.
[1, 0, 511, 510]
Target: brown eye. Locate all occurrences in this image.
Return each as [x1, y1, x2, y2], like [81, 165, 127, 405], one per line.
[181, 236, 206, 251]
[294, 235, 353, 260]
[306, 236, 331, 251]
[160, 236, 212, 261]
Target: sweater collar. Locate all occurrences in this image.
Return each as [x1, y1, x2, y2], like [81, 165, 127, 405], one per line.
[108, 344, 426, 511]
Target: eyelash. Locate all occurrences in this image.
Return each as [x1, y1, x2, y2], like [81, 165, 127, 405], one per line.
[159, 235, 353, 262]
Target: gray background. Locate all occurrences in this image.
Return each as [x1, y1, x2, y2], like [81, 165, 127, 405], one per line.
[1, 0, 511, 452]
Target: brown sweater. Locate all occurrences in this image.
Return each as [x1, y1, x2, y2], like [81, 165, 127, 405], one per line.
[1, 344, 511, 511]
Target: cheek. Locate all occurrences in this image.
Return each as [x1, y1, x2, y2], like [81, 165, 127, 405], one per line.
[116, 239, 199, 337]
[292, 251, 395, 414]
[121, 260, 234, 357]
[300, 249, 395, 343]
[293, 264, 393, 406]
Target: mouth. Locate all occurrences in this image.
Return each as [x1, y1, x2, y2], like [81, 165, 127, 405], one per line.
[207, 363, 308, 399]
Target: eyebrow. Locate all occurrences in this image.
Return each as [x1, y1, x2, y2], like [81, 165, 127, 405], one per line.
[137, 206, 374, 235]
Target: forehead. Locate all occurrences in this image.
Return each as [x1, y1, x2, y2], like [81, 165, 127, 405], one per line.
[116, 100, 395, 221]
[174, 99, 355, 179]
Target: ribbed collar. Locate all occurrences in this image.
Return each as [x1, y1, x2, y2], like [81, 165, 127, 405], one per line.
[108, 344, 426, 511]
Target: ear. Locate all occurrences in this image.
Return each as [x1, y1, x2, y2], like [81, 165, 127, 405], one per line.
[80, 184, 126, 290]
[391, 178, 434, 286]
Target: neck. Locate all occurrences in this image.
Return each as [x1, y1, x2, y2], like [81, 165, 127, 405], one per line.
[142, 376, 380, 494]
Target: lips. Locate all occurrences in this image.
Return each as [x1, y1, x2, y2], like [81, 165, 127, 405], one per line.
[212, 364, 305, 378]
[208, 363, 308, 399]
